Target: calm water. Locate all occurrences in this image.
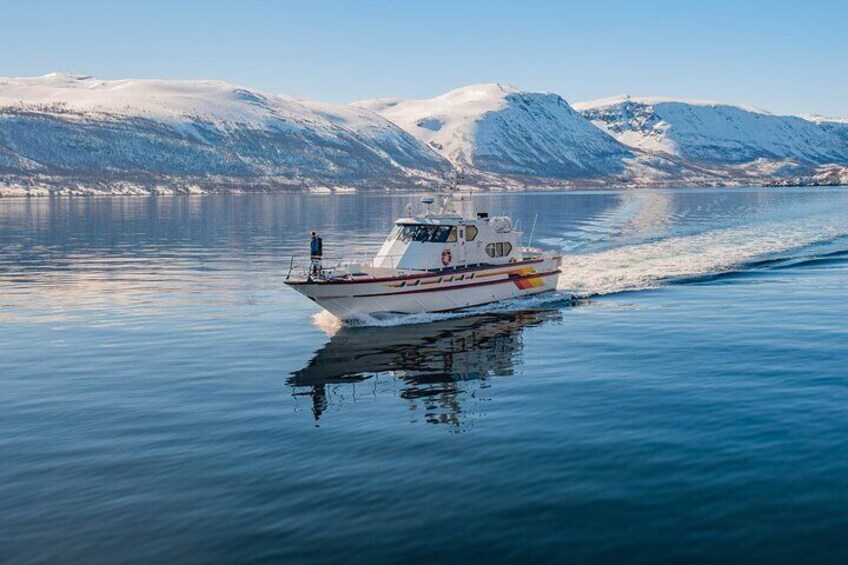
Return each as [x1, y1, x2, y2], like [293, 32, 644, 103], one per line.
[2, 188, 848, 563]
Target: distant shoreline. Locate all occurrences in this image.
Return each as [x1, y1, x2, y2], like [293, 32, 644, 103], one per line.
[2, 181, 845, 198]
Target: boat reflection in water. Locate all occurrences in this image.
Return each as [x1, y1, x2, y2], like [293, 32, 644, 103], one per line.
[288, 309, 562, 426]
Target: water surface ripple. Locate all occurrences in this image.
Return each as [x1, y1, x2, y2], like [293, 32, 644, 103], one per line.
[2, 188, 848, 563]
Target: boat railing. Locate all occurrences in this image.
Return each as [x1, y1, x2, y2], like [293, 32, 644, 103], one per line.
[284, 252, 412, 280]
[284, 247, 557, 281]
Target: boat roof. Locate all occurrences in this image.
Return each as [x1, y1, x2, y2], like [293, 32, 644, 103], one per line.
[395, 214, 478, 225]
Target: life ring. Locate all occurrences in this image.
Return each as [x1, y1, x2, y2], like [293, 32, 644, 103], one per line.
[441, 249, 452, 266]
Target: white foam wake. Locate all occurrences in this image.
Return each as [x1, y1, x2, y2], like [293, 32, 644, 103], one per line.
[558, 212, 848, 296]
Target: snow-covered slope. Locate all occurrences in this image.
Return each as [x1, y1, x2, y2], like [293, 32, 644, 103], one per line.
[355, 83, 632, 180]
[575, 95, 848, 167]
[802, 114, 848, 149]
[0, 73, 451, 191]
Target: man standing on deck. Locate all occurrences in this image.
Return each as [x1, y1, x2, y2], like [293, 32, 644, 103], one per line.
[310, 231, 323, 277]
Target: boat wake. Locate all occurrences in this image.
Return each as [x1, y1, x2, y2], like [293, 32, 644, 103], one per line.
[558, 213, 848, 297]
[313, 205, 848, 330]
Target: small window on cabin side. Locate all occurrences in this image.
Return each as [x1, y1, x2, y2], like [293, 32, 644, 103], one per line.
[486, 242, 512, 258]
[446, 227, 457, 242]
[466, 225, 478, 241]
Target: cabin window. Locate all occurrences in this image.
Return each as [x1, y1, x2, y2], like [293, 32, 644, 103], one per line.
[431, 225, 457, 243]
[485, 242, 513, 258]
[414, 226, 437, 242]
[398, 225, 419, 242]
[397, 224, 458, 243]
[466, 225, 478, 241]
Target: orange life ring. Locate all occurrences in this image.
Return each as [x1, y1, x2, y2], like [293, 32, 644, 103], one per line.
[441, 249, 452, 266]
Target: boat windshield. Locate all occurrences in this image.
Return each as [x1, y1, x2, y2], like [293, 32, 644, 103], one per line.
[397, 224, 457, 243]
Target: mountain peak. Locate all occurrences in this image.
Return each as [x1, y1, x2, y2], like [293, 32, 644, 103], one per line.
[575, 94, 772, 116]
[577, 95, 847, 166]
[0, 74, 452, 190]
[437, 82, 522, 101]
[39, 71, 94, 81]
[354, 83, 629, 179]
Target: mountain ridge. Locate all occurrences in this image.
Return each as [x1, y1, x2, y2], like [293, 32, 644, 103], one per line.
[354, 83, 633, 181]
[0, 73, 452, 194]
[576, 95, 848, 169]
[1, 74, 846, 195]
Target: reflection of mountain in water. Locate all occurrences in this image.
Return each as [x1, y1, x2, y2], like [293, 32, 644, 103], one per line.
[288, 310, 561, 426]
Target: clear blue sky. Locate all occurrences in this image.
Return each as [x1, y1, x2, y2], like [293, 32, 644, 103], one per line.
[2, 0, 846, 116]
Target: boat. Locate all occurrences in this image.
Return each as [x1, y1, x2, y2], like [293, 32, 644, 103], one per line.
[284, 191, 562, 320]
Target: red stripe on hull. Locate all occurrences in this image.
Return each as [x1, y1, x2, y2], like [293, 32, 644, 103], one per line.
[321, 269, 561, 299]
[286, 258, 546, 286]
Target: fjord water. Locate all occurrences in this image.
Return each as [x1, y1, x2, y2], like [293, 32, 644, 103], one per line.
[2, 188, 848, 563]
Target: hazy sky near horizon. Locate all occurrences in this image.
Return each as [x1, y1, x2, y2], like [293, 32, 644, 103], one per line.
[2, 0, 846, 116]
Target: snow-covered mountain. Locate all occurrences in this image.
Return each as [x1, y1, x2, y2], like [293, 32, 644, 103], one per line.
[354, 83, 632, 181]
[574, 95, 848, 170]
[1, 74, 846, 195]
[0, 73, 451, 193]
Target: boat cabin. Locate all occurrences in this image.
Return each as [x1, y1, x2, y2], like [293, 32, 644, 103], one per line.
[373, 210, 522, 271]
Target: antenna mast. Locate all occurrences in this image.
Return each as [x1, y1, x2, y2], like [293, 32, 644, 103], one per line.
[441, 168, 468, 216]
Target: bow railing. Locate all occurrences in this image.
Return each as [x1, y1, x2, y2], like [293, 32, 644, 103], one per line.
[284, 252, 414, 281]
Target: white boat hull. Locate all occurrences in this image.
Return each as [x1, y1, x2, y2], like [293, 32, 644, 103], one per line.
[286, 257, 561, 320]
